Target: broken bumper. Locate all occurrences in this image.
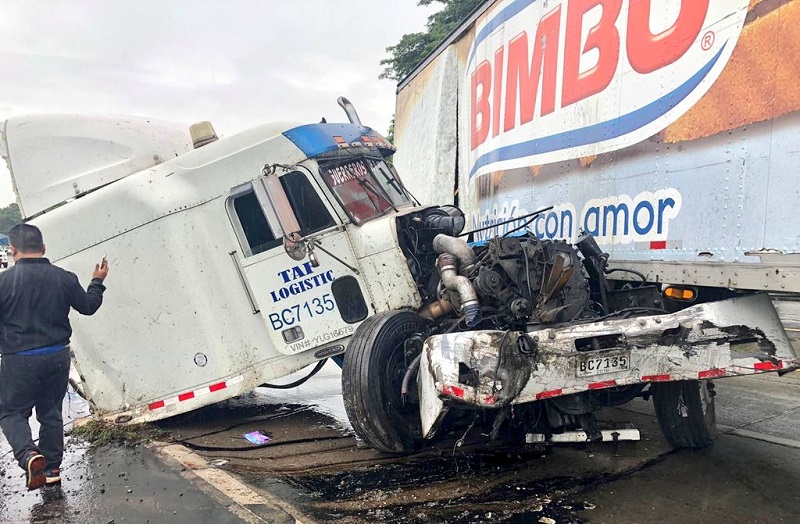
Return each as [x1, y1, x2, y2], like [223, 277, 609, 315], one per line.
[418, 293, 798, 439]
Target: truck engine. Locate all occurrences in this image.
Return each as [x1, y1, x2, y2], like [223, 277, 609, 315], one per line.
[395, 205, 653, 332]
[342, 205, 793, 455]
[343, 206, 661, 451]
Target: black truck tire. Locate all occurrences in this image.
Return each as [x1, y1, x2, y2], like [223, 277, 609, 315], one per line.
[651, 380, 717, 449]
[342, 310, 427, 454]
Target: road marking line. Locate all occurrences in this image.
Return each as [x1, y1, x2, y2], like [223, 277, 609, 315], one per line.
[155, 442, 310, 523]
[194, 468, 264, 506]
[718, 424, 800, 449]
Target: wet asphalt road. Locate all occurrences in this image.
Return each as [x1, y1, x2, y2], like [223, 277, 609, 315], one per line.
[1, 300, 798, 523]
[0, 389, 244, 524]
[221, 367, 800, 524]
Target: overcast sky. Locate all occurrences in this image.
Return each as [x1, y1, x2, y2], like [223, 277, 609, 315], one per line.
[0, 1, 436, 208]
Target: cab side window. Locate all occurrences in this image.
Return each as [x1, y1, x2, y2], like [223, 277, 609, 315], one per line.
[280, 171, 335, 235]
[232, 189, 281, 256]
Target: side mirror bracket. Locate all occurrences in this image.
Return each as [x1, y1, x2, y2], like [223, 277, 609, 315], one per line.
[283, 231, 321, 267]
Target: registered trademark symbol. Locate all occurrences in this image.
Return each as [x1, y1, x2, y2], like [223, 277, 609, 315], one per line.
[701, 31, 715, 51]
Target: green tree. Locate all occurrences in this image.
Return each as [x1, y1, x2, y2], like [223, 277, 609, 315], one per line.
[380, 0, 485, 82]
[386, 116, 395, 143]
[0, 203, 22, 235]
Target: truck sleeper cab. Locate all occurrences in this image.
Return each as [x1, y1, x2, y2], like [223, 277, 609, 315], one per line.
[0, 98, 422, 424]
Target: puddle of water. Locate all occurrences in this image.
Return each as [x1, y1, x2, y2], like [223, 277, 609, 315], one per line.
[0, 387, 93, 522]
[163, 367, 642, 524]
[253, 362, 351, 432]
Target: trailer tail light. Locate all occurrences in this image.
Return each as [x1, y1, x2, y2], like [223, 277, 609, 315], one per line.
[754, 360, 783, 371]
[664, 286, 696, 301]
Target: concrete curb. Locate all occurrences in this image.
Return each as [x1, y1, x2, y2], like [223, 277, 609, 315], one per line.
[150, 441, 313, 524]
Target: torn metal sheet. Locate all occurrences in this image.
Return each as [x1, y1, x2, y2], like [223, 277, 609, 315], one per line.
[419, 293, 797, 421]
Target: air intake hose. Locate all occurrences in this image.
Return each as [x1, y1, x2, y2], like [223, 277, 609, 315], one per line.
[437, 253, 481, 327]
[432, 234, 477, 276]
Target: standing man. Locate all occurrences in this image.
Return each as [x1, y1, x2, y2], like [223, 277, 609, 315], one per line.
[0, 224, 108, 490]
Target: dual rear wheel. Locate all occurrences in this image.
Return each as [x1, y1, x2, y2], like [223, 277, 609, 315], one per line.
[652, 380, 717, 449]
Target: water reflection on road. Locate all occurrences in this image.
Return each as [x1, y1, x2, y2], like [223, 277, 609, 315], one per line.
[0, 387, 91, 523]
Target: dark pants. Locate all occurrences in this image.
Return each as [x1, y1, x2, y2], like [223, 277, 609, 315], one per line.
[0, 348, 70, 472]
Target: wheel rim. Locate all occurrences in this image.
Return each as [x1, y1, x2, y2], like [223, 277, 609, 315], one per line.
[383, 333, 422, 434]
[699, 381, 711, 417]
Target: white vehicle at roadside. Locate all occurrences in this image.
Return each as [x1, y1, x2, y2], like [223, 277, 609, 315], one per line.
[1, 94, 796, 457]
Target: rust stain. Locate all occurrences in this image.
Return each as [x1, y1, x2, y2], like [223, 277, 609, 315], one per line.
[663, 0, 800, 143]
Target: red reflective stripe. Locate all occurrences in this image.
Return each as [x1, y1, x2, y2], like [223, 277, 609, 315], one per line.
[536, 389, 563, 400]
[698, 368, 726, 379]
[148, 377, 241, 411]
[441, 385, 465, 398]
[754, 361, 783, 371]
[650, 241, 667, 250]
[642, 374, 671, 382]
[588, 380, 617, 390]
[209, 382, 227, 393]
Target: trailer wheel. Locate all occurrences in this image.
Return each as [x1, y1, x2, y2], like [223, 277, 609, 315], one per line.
[342, 310, 427, 454]
[651, 380, 717, 449]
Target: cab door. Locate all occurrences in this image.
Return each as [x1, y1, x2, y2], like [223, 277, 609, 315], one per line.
[227, 166, 370, 355]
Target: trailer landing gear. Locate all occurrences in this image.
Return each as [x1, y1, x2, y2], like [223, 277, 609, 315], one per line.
[525, 428, 641, 444]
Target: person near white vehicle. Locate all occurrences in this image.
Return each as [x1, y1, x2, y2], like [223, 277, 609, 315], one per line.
[0, 224, 109, 490]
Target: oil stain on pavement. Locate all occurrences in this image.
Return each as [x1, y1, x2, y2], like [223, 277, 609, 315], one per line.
[162, 383, 673, 524]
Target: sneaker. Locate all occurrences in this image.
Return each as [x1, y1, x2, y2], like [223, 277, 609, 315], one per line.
[45, 468, 61, 486]
[25, 452, 46, 491]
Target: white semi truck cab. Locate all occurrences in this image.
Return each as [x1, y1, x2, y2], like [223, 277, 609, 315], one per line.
[2, 97, 796, 456]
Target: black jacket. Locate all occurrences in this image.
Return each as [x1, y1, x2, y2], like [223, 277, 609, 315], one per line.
[0, 258, 106, 354]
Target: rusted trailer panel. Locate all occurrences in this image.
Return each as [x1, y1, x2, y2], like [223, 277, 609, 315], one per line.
[395, 0, 800, 293]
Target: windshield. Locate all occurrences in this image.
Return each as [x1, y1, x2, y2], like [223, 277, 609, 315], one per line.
[319, 156, 411, 225]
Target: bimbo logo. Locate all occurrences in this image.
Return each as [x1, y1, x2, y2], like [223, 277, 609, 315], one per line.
[467, 0, 749, 180]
